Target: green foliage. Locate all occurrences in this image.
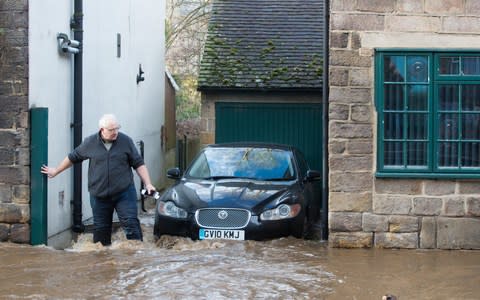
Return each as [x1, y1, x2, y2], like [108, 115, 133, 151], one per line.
[174, 75, 201, 121]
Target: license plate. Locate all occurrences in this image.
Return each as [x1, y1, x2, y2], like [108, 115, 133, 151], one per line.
[199, 228, 245, 240]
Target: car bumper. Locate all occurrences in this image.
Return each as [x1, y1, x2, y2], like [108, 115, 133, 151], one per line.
[154, 214, 300, 241]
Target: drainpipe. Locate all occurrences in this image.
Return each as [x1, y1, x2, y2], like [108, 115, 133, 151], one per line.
[71, 0, 85, 233]
[321, 0, 330, 240]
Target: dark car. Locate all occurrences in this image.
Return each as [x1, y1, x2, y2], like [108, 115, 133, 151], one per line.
[154, 143, 321, 241]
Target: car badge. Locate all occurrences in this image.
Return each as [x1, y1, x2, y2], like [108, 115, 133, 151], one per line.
[218, 210, 228, 220]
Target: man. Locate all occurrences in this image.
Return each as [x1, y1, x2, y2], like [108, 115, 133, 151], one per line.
[41, 113, 156, 246]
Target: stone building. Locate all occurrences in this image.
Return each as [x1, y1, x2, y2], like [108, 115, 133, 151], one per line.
[198, 0, 480, 249]
[328, 0, 480, 249]
[0, 1, 166, 248]
[0, 1, 30, 243]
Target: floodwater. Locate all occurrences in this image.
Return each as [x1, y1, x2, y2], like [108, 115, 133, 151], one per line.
[1, 211, 479, 300]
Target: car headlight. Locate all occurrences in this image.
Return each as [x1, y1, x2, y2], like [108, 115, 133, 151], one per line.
[259, 203, 301, 221]
[158, 201, 188, 219]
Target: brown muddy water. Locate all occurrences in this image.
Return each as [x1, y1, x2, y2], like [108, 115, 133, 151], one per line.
[1, 211, 479, 300]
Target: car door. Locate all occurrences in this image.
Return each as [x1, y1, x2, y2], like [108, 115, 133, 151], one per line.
[295, 149, 322, 222]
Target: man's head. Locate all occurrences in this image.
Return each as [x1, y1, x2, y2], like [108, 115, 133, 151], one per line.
[99, 114, 120, 142]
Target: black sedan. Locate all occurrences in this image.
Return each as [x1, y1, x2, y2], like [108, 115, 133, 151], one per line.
[153, 143, 321, 241]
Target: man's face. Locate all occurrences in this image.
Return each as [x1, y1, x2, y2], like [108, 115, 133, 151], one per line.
[100, 121, 120, 142]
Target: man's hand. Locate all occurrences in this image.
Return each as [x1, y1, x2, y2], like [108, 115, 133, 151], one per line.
[145, 183, 156, 195]
[41, 165, 58, 178]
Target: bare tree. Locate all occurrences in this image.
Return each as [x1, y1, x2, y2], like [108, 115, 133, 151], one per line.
[166, 0, 211, 76]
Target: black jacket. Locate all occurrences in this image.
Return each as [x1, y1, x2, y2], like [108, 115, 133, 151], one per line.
[68, 131, 144, 198]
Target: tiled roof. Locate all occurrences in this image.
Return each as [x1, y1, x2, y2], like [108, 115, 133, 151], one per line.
[198, 0, 324, 91]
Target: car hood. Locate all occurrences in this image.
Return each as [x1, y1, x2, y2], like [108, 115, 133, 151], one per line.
[162, 179, 296, 213]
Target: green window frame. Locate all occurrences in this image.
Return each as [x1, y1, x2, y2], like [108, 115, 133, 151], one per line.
[375, 50, 480, 178]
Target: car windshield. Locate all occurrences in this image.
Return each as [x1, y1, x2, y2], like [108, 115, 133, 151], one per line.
[186, 147, 296, 181]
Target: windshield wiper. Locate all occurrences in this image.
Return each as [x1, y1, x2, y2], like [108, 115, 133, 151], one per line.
[263, 177, 294, 181]
[203, 176, 239, 180]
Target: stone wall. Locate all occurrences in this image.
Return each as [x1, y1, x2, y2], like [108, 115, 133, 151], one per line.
[328, 0, 480, 249]
[0, 0, 30, 243]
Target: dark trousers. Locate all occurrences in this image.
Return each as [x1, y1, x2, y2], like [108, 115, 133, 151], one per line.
[90, 184, 143, 246]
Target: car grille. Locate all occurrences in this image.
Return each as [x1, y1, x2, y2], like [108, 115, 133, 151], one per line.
[195, 208, 251, 229]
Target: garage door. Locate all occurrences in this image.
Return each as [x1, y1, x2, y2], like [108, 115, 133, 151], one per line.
[215, 102, 322, 171]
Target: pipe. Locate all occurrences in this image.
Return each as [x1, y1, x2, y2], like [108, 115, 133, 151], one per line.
[321, 0, 330, 240]
[71, 0, 85, 233]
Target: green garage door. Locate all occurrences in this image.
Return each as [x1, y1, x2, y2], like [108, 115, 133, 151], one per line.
[215, 102, 322, 171]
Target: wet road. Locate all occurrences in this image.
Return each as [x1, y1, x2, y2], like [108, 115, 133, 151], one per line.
[1, 212, 479, 299]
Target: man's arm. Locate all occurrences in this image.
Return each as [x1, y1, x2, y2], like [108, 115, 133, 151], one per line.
[135, 164, 156, 193]
[41, 156, 73, 178]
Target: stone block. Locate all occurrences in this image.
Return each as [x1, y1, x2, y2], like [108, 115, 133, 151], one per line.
[351, 32, 361, 50]
[374, 232, 418, 249]
[349, 69, 371, 87]
[15, 147, 29, 166]
[1, 0, 27, 11]
[330, 49, 372, 68]
[386, 16, 441, 32]
[375, 178, 422, 195]
[0, 113, 15, 128]
[388, 215, 419, 232]
[425, 0, 464, 14]
[420, 217, 436, 249]
[329, 103, 349, 121]
[443, 16, 480, 33]
[347, 140, 372, 154]
[200, 99, 214, 118]
[437, 217, 480, 249]
[329, 87, 372, 104]
[13, 185, 29, 204]
[0, 203, 29, 223]
[199, 132, 214, 145]
[466, 197, 480, 217]
[329, 232, 373, 248]
[0, 184, 12, 203]
[330, 172, 372, 193]
[16, 111, 28, 128]
[362, 213, 388, 232]
[396, 0, 424, 13]
[10, 223, 29, 243]
[329, 155, 372, 173]
[0, 223, 9, 241]
[331, 13, 385, 31]
[0, 131, 19, 147]
[373, 195, 412, 215]
[329, 140, 346, 154]
[351, 105, 371, 122]
[0, 166, 29, 185]
[413, 197, 442, 216]
[330, 122, 373, 139]
[0, 148, 15, 165]
[330, 32, 349, 49]
[329, 192, 372, 212]
[466, 0, 480, 14]
[458, 181, 480, 194]
[356, 0, 395, 12]
[329, 212, 363, 231]
[5, 28, 27, 46]
[424, 180, 456, 196]
[331, 0, 356, 11]
[329, 68, 349, 86]
[442, 197, 465, 217]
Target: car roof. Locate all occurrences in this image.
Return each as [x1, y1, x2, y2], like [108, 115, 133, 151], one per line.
[206, 142, 297, 151]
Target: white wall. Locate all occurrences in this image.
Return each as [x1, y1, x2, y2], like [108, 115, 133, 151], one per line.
[29, 0, 165, 248]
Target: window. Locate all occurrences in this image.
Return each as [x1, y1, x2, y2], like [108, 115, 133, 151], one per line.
[376, 51, 480, 178]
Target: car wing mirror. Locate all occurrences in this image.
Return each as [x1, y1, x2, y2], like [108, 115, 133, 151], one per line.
[304, 170, 321, 182]
[167, 167, 182, 179]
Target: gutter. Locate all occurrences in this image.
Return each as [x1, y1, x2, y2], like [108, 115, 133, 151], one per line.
[321, 0, 330, 240]
[71, 0, 84, 233]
